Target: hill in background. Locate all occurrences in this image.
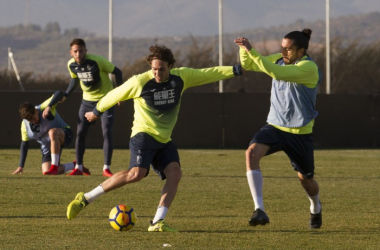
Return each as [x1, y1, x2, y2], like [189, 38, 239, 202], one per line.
[0, 12, 379, 77]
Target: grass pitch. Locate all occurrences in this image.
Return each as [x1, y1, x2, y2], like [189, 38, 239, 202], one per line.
[0, 148, 379, 249]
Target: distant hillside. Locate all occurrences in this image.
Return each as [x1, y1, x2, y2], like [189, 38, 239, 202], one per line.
[229, 11, 380, 43]
[0, 12, 379, 76]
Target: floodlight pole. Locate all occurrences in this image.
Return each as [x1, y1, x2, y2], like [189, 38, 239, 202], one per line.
[8, 47, 11, 74]
[326, 0, 331, 94]
[108, 0, 114, 82]
[218, 0, 226, 147]
[218, 0, 223, 93]
[8, 49, 25, 91]
[109, 0, 113, 63]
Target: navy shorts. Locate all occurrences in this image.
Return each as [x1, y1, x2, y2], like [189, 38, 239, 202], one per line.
[41, 127, 73, 163]
[249, 124, 315, 178]
[129, 132, 180, 180]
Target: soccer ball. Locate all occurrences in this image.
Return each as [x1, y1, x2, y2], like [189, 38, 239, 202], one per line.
[109, 204, 137, 231]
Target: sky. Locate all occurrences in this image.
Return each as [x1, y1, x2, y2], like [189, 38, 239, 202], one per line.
[1, 0, 380, 38]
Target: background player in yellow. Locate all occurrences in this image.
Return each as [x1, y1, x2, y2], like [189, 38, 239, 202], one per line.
[234, 29, 322, 229]
[13, 91, 89, 175]
[54, 38, 123, 177]
[66, 45, 242, 232]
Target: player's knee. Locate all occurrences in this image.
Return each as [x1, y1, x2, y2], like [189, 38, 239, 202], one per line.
[127, 167, 146, 182]
[245, 146, 257, 160]
[166, 164, 182, 183]
[299, 174, 315, 187]
[173, 166, 182, 180]
[102, 127, 112, 138]
[298, 172, 314, 181]
[246, 143, 265, 162]
[76, 129, 86, 138]
[48, 128, 62, 140]
[48, 128, 57, 137]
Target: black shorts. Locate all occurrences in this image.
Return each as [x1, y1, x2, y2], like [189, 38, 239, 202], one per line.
[63, 127, 74, 147]
[41, 127, 73, 163]
[249, 124, 315, 178]
[129, 132, 180, 180]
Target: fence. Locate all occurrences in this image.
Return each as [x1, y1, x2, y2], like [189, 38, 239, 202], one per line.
[1, 91, 379, 149]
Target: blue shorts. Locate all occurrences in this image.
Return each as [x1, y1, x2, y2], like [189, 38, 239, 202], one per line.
[249, 124, 315, 178]
[41, 127, 73, 163]
[129, 132, 180, 180]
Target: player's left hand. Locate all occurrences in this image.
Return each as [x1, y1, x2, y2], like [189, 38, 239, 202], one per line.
[234, 37, 252, 52]
[12, 167, 23, 175]
[85, 112, 99, 122]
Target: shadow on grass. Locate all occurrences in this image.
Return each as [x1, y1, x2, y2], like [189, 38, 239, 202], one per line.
[0, 215, 66, 219]
[0, 215, 152, 219]
[179, 229, 322, 233]
[184, 175, 380, 180]
[179, 228, 379, 234]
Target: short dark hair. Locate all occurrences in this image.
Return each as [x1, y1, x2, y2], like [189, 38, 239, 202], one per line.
[19, 102, 35, 119]
[284, 28, 312, 53]
[70, 38, 86, 48]
[146, 45, 176, 66]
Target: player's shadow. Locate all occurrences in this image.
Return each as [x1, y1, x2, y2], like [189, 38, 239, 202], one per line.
[0, 215, 63, 219]
[181, 228, 325, 234]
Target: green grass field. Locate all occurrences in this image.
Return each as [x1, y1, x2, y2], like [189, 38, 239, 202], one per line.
[1, 148, 379, 249]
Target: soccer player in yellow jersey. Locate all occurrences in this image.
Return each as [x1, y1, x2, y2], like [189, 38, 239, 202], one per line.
[234, 29, 322, 229]
[55, 38, 123, 177]
[13, 91, 89, 175]
[67, 45, 242, 232]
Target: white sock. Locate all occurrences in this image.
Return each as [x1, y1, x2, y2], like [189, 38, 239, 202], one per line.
[51, 154, 60, 166]
[103, 165, 110, 170]
[63, 162, 75, 173]
[308, 193, 321, 214]
[152, 206, 168, 224]
[246, 170, 265, 211]
[75, 164, 83, 171]
[84, 185, 105, 204]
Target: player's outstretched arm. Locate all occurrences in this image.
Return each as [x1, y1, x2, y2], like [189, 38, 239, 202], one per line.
[42, 91, 65, 118]
[15, 140, 29, 175]
[63, 78, 80, 100]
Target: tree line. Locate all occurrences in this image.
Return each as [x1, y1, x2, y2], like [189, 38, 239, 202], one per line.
[2, 37, 380, 95]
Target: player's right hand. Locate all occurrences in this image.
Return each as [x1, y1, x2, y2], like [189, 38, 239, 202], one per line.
[85, 112, 99, 122]
[42, 106, 51, 119]
[12, 167, 23, 175]
[59, 96, 67, 103]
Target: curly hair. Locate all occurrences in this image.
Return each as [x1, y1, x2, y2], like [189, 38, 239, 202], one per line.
[146, 44, 176, 66]
[19, 102, 35, 119]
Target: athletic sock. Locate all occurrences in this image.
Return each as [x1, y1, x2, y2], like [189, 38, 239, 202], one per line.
[51, 154, 60, 166]
[75, 164, 83, 171]
[63, 162, 75, 173]
[246, 170, 265, 211]
[84, 185, 105, 204]
[152, 206, 168, 224]
[308, 193, 321, 214]
[103, 165, 110, 171]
